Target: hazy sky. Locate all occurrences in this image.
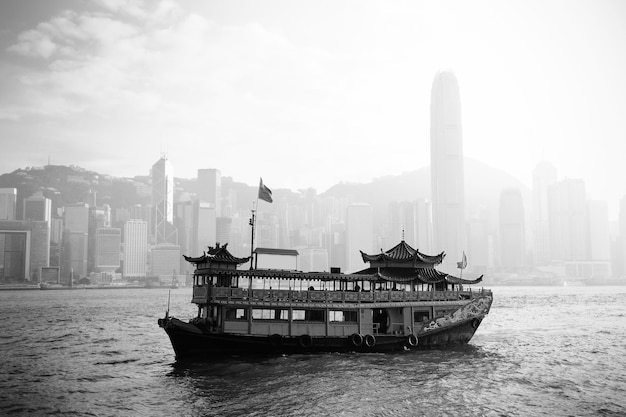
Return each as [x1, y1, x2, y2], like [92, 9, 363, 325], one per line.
[1, 0, 625, 216]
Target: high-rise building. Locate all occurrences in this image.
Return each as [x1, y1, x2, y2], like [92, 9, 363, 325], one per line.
[95, 228, 121, 271]
[415, 198, 433, 254]
[532, 161, 557, 265]
[216, 217, 232, 247]
[618, 196, 626, 277]
[197, 169, 221, 216]
[0, 188, 17, 221]
[467, 212, 490, 273]
[345, 203, 373, 273]
[150, 243, 180, 277]
[123, 220, 148, 278]
[0, 220, 50, 282]
[499, 188, 526, 269]
[430, 71, 466, 271]
[23, 194, 51, 222]
[64, 203, 89, 233]
[548, 179, 588, 262]
[63, 203, 90, 280]
[193, 201, 216, 255]
[151, 155, 177, 244]
[588, 200, 610, 262]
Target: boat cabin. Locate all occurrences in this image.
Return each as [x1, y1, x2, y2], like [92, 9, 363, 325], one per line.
[185, 241, 484, 339]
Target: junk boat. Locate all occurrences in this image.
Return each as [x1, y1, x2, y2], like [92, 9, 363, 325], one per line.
[158, 241, 492, 359]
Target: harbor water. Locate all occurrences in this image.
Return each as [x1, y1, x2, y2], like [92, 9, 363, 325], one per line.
[1, 285, 625, 416]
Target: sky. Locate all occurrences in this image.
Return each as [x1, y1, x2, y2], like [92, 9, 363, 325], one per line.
[0, 0, 625, 217]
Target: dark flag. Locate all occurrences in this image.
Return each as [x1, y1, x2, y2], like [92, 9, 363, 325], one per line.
[258, 178, 273, 203]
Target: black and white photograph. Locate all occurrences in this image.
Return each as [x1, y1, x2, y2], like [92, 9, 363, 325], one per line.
[1, 1, 625, 416]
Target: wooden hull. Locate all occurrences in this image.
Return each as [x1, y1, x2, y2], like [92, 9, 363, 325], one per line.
[158, 315, 485, 359]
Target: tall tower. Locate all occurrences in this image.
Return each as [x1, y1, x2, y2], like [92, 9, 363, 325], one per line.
[151, 155, 177, 244]
[0, 188, 17, 220]
[197, 169, 222, 216]
[499, 188, 526, 269]
[532, 161, 557, 265]
[345, 203, 373, 273]
[430, 71, 465, 270]
[123, 220, 148, 278]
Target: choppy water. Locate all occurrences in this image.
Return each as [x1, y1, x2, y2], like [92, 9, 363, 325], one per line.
[0, 285, 625, 416]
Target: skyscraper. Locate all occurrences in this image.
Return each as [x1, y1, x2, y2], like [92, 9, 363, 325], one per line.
[345, 203, 373, 273]
[430, 71, 465, 270]
[63, 203, 89, 280]
[23, 194, 51, 222]
[499, 188, 526, 269]
[95, 228, 121, 271]
[123, 220, 148, 278]
[151, 155, 177, 244]
[197, 169, 221, 216]
[548, 179, 588, 261]
[0, 188, 17, 221]
[532, 161, 557, 265]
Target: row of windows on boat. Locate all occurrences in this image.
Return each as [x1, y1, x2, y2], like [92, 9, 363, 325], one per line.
[193, 276, 450, 292]
[221, 308, 434, 323]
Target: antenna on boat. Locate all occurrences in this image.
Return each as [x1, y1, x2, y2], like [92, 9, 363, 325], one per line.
[166, 289, 171, 319]
[249, 200, 257, 270]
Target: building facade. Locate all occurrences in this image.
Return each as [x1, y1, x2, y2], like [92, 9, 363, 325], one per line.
[430, 71, 466, 271]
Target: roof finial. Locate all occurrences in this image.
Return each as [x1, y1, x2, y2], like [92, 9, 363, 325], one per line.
[401, 229, 405, 241]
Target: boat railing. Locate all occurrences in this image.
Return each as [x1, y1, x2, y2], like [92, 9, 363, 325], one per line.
[193, 286, 489, 304]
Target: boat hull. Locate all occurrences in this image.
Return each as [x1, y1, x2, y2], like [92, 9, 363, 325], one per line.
[158, 315, 485, 359]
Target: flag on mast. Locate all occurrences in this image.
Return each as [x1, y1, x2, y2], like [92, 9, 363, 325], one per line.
[457, 251, 467, 269]
[258, 178, 273, 203]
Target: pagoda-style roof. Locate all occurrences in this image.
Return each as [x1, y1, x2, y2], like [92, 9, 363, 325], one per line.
[360, 240, 445, 267]
[355, 266, 483, 285]
[183, 243, 250, 265]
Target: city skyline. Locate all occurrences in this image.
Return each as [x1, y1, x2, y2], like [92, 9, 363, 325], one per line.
[0, 1, 625, 216]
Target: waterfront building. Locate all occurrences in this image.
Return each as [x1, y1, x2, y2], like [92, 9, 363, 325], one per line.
[548, 179, 588, 262]
[345, 203, 373, 273]
[588, 200, 610, 260]
[123, 220, 148, 278]
[0, 188, 17, 221]
[23, 194, 51, 222]
[95, 228, 121, 272]
[499, 188, 526, 269]
[150, 243, 180, 277]
[0, 220, 50, 282]
[216, 217, 232, 248]
[193, 200, 216, 255]
[151, 155, 178, 244]
[63, 203, 89, 280]
[467, 212, 490, 274]
[618, 196, 626, 277]
[532, 161, 557, 265]
[298, 247, 329, 272]
[415, 198, 433, 255]
[430, 71, 466, 271]
[197, 169, 221, 217]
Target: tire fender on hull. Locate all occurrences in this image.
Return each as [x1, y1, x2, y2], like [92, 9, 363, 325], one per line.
[268, 334, 283, 349]
[364, 334, 376, 348]
[349, 333, 364, 348]
[298, 334, 313, 349]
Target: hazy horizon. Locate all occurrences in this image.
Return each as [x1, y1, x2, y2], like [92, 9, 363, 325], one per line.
[1, 1, 625, 214]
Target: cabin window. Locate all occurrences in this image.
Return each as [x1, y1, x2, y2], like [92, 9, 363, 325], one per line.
[292, 309, 325, 322]
[252, 309, 288, 321]
[414, 311, 430, 322]
[225, 308, 248, 321]
[330, 310, 358, 323]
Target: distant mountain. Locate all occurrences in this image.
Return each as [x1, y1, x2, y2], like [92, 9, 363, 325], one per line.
[0, 159, 530, 232]
[323, 158, 531, 229]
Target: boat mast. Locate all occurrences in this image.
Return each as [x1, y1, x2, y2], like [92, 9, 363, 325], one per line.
[249, 200, 257, 270]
